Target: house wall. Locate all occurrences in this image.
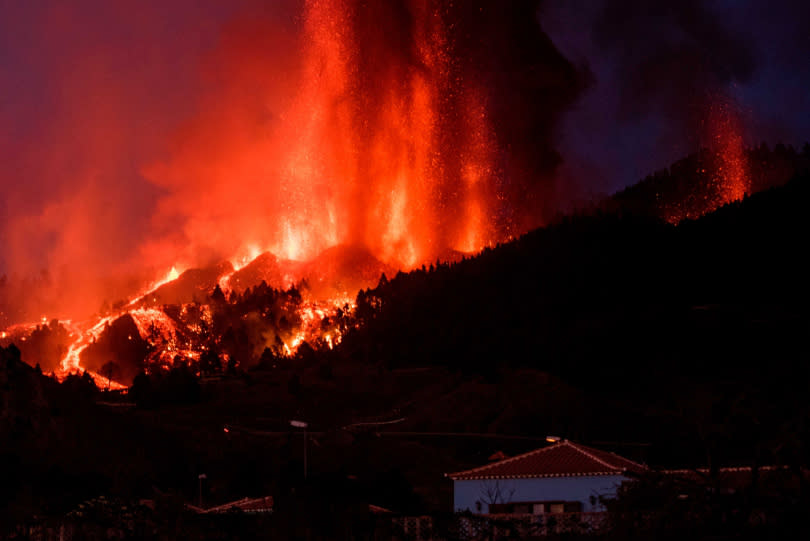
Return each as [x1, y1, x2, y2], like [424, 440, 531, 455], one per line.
[452, 475, 627, 513]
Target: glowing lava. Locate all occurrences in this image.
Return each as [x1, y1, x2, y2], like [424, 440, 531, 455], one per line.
[144, 0, 507, 276]
[707, 95, 750, 205]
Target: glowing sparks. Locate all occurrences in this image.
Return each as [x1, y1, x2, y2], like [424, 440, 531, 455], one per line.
[659, 94, 751, 224]
[709, 97, 749, 204]
[184, 0, 501, 271]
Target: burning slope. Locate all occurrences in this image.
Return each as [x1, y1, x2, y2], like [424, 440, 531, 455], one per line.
[61, 248, 359, 384]
[609, 94, 759, 223]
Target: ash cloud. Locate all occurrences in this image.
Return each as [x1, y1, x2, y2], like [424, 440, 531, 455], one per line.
[444, 0, 585, 225]
[543, 0, 810, 201]
[592, 0, 756, 132]
[540, 0, 756, 199]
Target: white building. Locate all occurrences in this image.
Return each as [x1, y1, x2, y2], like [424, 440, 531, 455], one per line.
[447, 440, 646, 515]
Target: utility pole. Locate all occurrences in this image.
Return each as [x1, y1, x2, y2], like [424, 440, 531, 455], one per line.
[198, 473, 207, 508]
[290, 420, 308, 480]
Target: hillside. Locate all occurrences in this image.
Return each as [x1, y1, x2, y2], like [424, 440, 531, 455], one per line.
[325, 164, 810, 465]
[3, 153, 810, 532]
[609, 142, 810, 222]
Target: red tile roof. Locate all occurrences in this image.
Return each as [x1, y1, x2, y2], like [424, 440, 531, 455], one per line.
[446, 440, 647, 481]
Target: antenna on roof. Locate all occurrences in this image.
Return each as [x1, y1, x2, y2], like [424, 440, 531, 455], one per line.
[546, 435, 561, 443]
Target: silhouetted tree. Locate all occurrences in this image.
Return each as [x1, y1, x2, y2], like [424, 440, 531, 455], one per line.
[210, 284, 226, 304]
[199, 349, 221, 376]
[100, 360, 121, 391]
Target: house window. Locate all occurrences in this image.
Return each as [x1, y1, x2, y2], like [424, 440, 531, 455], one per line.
[488, 501, 582, 515]
[563, 502, 583, 513]
[536, 501, 583, 514]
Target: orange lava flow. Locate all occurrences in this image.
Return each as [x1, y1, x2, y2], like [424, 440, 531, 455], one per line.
[57, 316, 126, 390]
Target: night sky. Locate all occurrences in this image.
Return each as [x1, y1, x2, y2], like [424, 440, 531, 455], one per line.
[1, 0, 808, 295]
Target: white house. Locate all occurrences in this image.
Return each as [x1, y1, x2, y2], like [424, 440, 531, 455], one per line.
[446, 440, 646, 515]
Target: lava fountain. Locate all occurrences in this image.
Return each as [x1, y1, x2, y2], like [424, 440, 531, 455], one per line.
[272, 0, 502, 265]
[142, 0, 578, 276]
[706, 93, 750, 205]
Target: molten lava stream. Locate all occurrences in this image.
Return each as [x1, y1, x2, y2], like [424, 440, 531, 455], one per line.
[58, 316, 127, 390]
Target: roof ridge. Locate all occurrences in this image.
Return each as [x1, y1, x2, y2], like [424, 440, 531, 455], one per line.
[446, 440, 562, 478]
[445, 440, 646, 480]
[579, 442, 647, 471]
[567, 442, 624, 472]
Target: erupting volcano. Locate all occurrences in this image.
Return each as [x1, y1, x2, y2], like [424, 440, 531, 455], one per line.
[0, 1, 777, 385]
[142, 0, 575, 277]
[0, 1, 582, 382]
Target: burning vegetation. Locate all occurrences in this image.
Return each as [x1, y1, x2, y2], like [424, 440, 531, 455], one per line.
[0, 255, 357, 386]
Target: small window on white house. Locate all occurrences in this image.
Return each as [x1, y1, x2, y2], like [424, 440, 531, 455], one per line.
[549, 503, 565, 514]
[513, 504, 531, 514]
[532, 503, 544, 514]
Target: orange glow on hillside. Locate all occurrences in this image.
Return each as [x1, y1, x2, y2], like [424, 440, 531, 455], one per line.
[657, 94, 751, 224]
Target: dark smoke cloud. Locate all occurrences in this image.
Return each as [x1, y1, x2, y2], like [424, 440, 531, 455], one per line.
[542, 0, 810, 200]
[592, 0, 756, 130]
[345, 0, 585, 231]
[444, 1, 584, 224]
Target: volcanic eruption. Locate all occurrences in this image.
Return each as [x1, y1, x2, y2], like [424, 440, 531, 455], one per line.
[141, 0, 582, 275]
[0, 1, 769, 384]
[0, 0, 583, 381]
